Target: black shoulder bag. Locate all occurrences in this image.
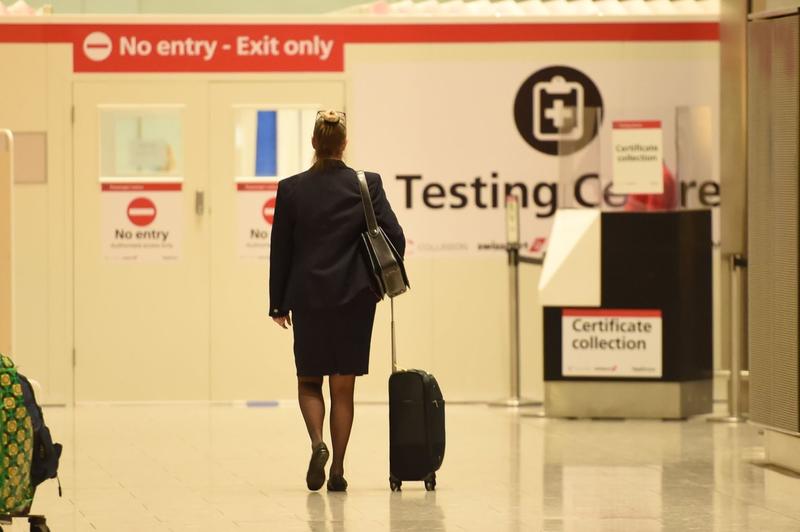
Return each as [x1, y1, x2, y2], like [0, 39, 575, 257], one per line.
[357, 170, 409, 299]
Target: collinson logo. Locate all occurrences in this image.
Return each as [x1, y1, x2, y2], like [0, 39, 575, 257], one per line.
[514, 66, 604, 156]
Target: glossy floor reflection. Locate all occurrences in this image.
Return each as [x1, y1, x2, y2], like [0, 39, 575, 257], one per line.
[14, 404, 800, 531]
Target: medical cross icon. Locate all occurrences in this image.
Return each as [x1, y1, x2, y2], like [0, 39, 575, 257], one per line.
[533, 74, 583, 142]
[514, 66, 603, 156]
[544, 99, 574, 130]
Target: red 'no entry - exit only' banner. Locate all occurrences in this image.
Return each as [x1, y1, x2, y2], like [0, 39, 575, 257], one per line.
[0, 22, 719, 72]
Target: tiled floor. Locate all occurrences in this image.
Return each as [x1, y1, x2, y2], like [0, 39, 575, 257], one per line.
[10, 403, 800, 531]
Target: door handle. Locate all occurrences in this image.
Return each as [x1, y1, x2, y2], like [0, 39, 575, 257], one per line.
[195, 190, 205, 215]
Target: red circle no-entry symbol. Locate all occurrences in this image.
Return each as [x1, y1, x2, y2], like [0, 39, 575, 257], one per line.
[127, 197, 157, 227]
[263, 197, 276, 225]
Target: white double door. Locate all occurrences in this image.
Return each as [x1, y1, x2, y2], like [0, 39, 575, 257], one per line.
[73, 80, 344, 402]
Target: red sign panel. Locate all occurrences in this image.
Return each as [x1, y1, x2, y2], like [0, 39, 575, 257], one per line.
[0, 22, 720, 73]
[73, 26, 344, 73]
[102, 182, 182, 192]
[237, 182, 279, 192]
[612, 120, 662, 129]
[563, 309, 663, 318]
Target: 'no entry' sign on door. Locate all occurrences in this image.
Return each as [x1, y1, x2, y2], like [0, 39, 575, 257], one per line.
[101, 182, 182, 262]
[127, 197, 157, 227]
[237, 180, 279, 260]
[262, 197, 276, 225]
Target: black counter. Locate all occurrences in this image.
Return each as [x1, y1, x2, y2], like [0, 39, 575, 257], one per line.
[544, 210, 713, 383]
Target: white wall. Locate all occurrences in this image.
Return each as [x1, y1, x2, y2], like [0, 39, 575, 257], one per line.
[345, 40, 720, 403]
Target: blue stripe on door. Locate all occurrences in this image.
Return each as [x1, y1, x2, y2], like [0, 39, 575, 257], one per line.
[255, 111, 277, 176]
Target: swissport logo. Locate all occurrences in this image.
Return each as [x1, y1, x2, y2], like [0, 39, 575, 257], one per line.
[83, 32, 113, 62]
[514, 66, 604, 156]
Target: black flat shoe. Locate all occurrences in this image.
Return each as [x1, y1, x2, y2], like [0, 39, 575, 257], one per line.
[327, 474, 348, 492]
[306, 442, 330, 491]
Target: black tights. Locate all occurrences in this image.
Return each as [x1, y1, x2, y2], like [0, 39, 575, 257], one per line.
[297, 375, 356, 477]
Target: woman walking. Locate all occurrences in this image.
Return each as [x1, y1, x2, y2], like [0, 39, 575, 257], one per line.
[269, 110, 405, 492]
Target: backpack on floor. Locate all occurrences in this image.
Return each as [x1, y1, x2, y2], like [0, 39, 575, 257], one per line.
[18, 374, 61, 491]
[0, 355, 35, 514]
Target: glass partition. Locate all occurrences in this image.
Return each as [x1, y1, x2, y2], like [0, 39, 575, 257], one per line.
[234, 106, 317, 180]
[99, 106, 183, 179]
[555, 105, 713, 214]
[557, 106, 603, 209]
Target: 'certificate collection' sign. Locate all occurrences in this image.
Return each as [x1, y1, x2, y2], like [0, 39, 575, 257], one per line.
[562, 308, 662, 378]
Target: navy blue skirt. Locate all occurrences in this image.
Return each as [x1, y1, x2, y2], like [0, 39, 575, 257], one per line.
[292, 291, 378, 377]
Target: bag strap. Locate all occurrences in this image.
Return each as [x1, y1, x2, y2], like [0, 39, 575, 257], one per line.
[356, 170, 380, 237]
[357, 170, 401, 372]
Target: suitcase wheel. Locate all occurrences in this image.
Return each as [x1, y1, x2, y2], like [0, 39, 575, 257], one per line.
[30, 525, 50, 532]
[389, 475, 402, 492]
[424, 473, 436, 492]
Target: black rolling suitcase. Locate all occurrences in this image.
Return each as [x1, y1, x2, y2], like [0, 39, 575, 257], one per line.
[388, 300, 445, 492]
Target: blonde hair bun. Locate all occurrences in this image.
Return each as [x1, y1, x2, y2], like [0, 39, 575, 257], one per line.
[322, 110, 340, 124]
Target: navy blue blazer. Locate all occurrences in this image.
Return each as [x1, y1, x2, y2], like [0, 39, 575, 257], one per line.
[269, 160, 405, 317]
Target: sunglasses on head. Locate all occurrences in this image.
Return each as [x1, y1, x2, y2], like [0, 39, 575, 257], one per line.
[317, 110, 346, 122]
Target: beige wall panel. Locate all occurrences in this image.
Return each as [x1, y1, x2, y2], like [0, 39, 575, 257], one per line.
[73, 81, 211, 402]
[0, 45, 47, 130]
[3, 45, 72, 405]
[431, 258, 508, 401]
[752, 0, 800, 13]
[356, 257, 511, 402]
[0, 134, 12, 356]
[44, 44, 74, 404]
[0, 44, 67, 402]
[718, 0, 747, 408]
[720, 0, 748, 255]
[359, 245, 542, 403]
[520, 265, 544, 402]
[12, 185, 50, 384]
[358, 257, 436, 400]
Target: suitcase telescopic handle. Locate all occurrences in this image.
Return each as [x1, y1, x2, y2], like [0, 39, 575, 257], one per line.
[390, 298, 405, 373]
[391, 297, 398, 373]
